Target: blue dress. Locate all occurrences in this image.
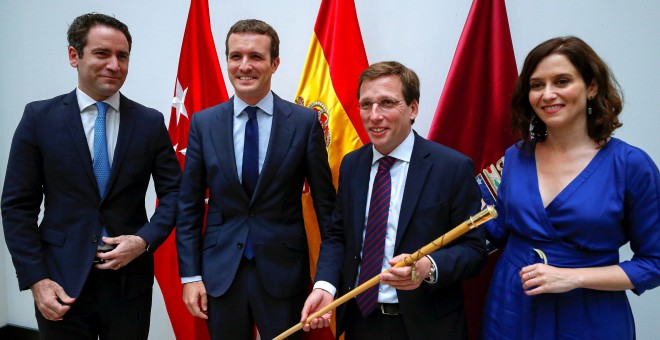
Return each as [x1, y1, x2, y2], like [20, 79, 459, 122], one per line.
[481, 138, 660, 340]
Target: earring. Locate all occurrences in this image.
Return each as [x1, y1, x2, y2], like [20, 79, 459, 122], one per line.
[529, 114, 547, 140]
[587, 96, 593, 115]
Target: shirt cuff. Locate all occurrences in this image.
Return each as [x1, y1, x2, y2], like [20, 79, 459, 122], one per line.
[313, 280, 337, 297]
[181, 276, 202, 284]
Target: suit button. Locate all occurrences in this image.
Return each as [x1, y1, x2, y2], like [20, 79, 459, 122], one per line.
[237, 242, 244, 249]
[249, 213, 255, 217]
[91, 235, 98, 243]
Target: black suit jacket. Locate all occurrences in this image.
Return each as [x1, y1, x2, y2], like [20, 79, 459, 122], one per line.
[315, 132, 487, 338]
[176, 93, 335, 298]
[1, 90, 181, 299]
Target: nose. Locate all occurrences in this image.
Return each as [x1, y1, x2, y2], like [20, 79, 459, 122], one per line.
[367, 106, 384, 120]
[238, 56, 251, 71]
[541, 85, 557, 101]
[106, 56, 120, 72]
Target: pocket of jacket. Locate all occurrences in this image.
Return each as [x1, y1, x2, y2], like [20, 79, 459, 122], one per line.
[40, 228, 66, 247]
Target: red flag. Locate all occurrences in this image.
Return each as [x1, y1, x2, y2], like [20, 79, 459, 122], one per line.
[295, 0, 368, 338]
[427, 0, 517, 338]
[154, 1, 228, 339]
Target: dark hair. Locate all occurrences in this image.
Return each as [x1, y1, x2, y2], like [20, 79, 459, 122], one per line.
[67, 13, 132, 57]
[511, 36, 623, 149]
[357, 61, 420, 106]
[225, 19, 279, 60]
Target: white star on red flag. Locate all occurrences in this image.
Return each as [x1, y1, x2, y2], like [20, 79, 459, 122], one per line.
[172, 78, 189, 125]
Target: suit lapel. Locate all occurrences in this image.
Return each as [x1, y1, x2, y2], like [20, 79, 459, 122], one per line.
[253, 94, 294, 202]
[353, 147, 373, 253]
[395, 134, 431, 251]
[210, 97, 247, 201]
[104, 94, 135, 201]
[61, 90, 98, 194]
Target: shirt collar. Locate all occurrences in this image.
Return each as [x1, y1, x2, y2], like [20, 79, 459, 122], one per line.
[371, 130, 415, 165]
[76, 87, 120, 113]
[233, 91, 274, 117]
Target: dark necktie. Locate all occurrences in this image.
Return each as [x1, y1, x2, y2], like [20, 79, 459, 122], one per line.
[93, 102, 111, 245]
[242, 106, 259, 259]
[356, 156, 395, 317]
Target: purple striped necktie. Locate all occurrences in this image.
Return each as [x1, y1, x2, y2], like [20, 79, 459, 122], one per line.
[356, 156, 395, 317]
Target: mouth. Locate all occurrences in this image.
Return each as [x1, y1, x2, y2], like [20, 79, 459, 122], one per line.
[237, 76, 257, 81]
[370, 127, 388, 134]
[541, 104, 564, 113]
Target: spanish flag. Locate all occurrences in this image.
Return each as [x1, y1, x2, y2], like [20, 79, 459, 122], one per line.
[296, 0, 368, 338]
[296, 0, 368, 279]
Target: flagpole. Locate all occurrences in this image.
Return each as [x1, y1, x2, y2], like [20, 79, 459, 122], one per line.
[274, 206, 498, 340]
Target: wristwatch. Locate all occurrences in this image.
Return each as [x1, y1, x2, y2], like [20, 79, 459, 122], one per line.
[424, 255, 437, 284]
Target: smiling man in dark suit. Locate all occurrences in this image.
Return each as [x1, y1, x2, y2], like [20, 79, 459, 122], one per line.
[300, 61, 487, 339]
[1, 13, 181, 340]
[175, 19, 335, 340]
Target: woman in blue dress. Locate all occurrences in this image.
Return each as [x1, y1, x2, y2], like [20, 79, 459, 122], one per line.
[481, 36, 660, 339]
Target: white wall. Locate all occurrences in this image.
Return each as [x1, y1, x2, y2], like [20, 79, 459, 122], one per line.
[1, 1, 658, 339]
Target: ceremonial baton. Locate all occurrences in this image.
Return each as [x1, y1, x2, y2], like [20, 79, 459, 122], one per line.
[273, 205, 498, 340]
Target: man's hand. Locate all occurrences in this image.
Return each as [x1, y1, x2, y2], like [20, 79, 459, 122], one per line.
[95, 235, 147, 270]
[31, 278, 75, 321]
[380, 253, 432, 290]
[183, 281, 208, 319]
[301, 289, 333, 332]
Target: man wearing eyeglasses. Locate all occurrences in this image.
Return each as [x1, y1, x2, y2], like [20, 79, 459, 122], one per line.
[300, 61, 487, 339]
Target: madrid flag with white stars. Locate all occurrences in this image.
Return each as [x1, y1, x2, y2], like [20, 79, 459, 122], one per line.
[154, 0, 228, 339]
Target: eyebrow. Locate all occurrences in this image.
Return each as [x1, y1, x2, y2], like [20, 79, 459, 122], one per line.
[530, 73, 574, 81]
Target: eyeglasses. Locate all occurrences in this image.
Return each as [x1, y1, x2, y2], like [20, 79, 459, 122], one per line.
[357, 98, 404, 112]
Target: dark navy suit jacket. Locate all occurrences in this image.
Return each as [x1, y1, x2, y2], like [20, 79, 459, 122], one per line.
[315, 132, 487, 338]
[1, 90, 181, 299]
[176, 93, 335, 299]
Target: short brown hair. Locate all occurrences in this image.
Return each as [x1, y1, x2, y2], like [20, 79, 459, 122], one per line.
[225, 19, 279, 60]
[511, 36, 623, 149]
[357, 61, 420, 106]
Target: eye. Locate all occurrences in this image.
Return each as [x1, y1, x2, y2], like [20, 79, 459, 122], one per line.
[556, 78, 570, 86]
[379, 99, 399, 109]
[529, 82, 543, 90]
[358, 101, 373, 110]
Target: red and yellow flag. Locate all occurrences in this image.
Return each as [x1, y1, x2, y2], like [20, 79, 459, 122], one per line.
[295, 0, 368, 338]
[296, 0, 368, 279]
[154, 1, 228, 339]
[427, 0, 517, 338]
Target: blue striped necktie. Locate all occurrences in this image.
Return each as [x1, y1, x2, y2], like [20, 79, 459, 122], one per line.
[242, 106, 259, 259]
[93, 102, 111, 244]
[356, 156, 395, 316]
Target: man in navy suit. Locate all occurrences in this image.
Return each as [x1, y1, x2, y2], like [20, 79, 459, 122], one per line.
[175, 19, 335, 340]
[300, 61, 487, 339]
[1, 13, 180, 340]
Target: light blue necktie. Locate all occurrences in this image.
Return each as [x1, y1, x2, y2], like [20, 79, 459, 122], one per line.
[93, 102, 111, 243]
